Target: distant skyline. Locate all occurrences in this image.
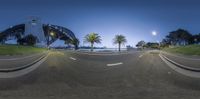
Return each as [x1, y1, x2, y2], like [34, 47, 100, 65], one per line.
[1, 0, 200, 47]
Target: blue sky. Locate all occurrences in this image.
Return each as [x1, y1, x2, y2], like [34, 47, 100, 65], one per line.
[0, 0, 200, 47]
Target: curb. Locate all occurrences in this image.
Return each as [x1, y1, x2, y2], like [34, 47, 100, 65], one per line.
[160, 54, 200, 72]
[161, 51, 200, 60]
[0, 51, 49, 61]
[0, 53, 48, 73]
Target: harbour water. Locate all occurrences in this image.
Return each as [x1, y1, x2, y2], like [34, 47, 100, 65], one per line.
[78, 48, 128, 52]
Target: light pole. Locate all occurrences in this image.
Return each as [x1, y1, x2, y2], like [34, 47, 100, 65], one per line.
[151, 31, 160, 49]
[152, 31, 157, 36]
[50, 32, 54, 37]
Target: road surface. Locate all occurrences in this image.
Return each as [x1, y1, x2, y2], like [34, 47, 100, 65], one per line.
[0, 50, 200, 99]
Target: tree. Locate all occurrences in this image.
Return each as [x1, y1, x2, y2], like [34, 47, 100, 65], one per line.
[17, 38, 26, 45]
[15, 33, 21, 40]
[70, 38, 80, 50]
[179, 29, 193, 45]
[192, 33, 200, 44]
[166, 29, 192, 46]
[146, 42, 159, 49]
[84, 33, 101, 52]
[0, 33, 6, 44]
[113, 35, 127, 52]
[136, 40, 146, 49]
[23, 34, 37, 46]
[160, 39, 171, 48]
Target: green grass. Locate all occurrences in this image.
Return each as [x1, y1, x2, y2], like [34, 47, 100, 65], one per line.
[163, 45, 200, 56]
[0, 45, 47, 55]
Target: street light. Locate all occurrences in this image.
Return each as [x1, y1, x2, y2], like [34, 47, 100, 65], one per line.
[152, 31, 160, 49]
[152, 31, 157, 36]
[50, 32, 54, 36]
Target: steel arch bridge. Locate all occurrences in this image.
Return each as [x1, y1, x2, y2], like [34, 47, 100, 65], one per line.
[0, 24, 78, 46]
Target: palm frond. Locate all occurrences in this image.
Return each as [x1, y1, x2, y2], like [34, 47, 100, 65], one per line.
[113, 34, 127, 45]
[84, 33, 102, 44]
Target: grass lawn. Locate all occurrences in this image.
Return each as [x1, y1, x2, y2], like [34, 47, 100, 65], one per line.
[0, 45, 47, 55]
[163, 45, 200, 56]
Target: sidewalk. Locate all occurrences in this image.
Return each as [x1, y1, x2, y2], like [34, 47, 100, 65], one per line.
[161, 51, 200, 69]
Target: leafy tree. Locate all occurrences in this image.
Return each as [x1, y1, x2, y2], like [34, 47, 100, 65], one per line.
[15, 33, 22, 40]
[160, 38, 171, 48]
[166, 29, 192, 46]
[23, 34, 37, 46]
[0, 33, 6, 44]
[146, 42, 159, 49]
[192, 33, 200, 44]
[84, 33, 101, 52]
[17, 38, 26, 45]
[136, 40, 146, 49]
[113, 35, 127, 52]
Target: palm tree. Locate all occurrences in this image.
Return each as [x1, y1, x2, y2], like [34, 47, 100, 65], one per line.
[113, 35, 127, 52]
[70, 38, 80, 50]
[84, 33, 101, 52]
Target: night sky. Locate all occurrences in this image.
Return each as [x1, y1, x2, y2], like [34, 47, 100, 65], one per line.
[0, 0, 200, 47]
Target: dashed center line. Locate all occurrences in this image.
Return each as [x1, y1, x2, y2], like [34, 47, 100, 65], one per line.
[107, 62, 123, 67]
[139, 52, 148, 58]
[69, 57, 77, 61]
[139, 54, 144, 58]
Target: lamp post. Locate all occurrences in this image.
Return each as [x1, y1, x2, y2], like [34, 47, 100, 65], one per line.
[50, 32, 54, 37]
[152, 31, 157, 36]
[152, 31, 160, 49]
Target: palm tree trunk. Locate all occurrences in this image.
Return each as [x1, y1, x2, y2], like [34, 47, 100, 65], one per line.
[91, 43, 94, 52]
[118, 43, 121, 52]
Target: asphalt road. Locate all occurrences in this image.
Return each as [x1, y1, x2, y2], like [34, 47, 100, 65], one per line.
[0, 50, 200, 99]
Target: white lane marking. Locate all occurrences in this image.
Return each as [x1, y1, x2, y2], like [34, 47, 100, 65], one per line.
[139, 51, 149, 58]
[69, 57, 77, 61]
[139, 54, 144, 58]
[168, 72, 171, 74]
[107, 62, 123, 67]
